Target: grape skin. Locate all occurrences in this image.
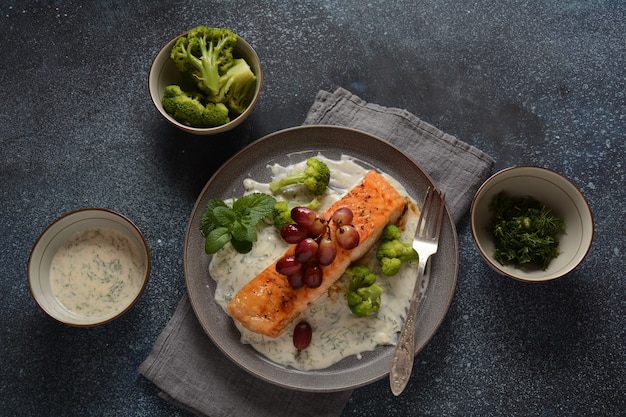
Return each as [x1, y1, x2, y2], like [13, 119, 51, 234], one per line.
[291, 206, 317, 228]
[275, 255, 302, 276]
[293, 321, 312, 351]
[335, 224, 360, 249]
[316, 237, 337, 265]
[295, 238, 318, 264]
[332, 207, 354, 226]
[303, 264, 323, 288]
[281, 223, 308, 244]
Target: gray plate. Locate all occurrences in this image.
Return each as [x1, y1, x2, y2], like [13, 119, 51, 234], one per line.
[183, 125, 458, 392]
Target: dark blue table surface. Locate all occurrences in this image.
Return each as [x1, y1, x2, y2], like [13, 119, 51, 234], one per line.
[1, 1, 624, 416]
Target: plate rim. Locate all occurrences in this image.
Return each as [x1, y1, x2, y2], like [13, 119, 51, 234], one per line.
[183, 125, 458, 392]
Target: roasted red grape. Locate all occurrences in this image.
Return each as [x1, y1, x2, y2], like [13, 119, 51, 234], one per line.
[332, 207, 354, 226]
[275, 255, 302, 276]
[336, 224, 360, 249]
[293, 321, 312, 351]
[291, 206, 317, 228]
[316, 237, 337, 265]
[280, 223, 308, 244]
[294, 238, 318, 264]
[304, 263, 323, 288]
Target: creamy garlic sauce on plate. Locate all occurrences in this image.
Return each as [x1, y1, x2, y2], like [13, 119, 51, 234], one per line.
[50, 228, 145, 318]
[209, 155, 428, 370]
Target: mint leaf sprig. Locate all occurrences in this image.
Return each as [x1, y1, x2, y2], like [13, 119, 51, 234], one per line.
[200, 193, 276, 254]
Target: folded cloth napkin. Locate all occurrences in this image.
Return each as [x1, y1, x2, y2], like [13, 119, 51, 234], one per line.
[139, 87, 495, 417]
[304, 88, 494, 223]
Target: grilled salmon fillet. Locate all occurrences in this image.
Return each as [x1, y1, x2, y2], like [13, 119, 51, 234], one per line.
[226, 170, 407, 338]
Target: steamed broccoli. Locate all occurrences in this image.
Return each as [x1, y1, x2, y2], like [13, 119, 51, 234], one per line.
[376, 224, 418, 276]
[272, 201, 294, 231]
[165, 26, 257, 126]
[269, 158, 331, 195]
[161, 85, 230, 127]
[345, 265, 383, 317]
[221, 58, 257, 114]
[170, 26, 237, 98]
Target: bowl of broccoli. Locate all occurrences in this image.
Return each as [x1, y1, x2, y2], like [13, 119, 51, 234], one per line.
[149, 26, 262, 135]
[470, 166, 594, 282]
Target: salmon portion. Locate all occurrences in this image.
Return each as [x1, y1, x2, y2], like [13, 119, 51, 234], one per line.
[226, 170, 408, 338]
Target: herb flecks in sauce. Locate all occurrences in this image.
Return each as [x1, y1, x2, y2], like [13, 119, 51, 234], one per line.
[50, 228, 145, 317]
[209, 155, 423, 370]
[488, 192, 565, 270]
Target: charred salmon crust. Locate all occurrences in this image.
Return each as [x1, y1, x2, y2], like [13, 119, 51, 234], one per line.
[226, 170, 407, 338]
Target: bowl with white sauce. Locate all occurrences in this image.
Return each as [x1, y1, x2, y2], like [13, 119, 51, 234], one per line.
[28, 208, 150, 326]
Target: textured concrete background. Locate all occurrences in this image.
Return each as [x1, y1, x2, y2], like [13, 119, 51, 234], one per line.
[1, 1, 624, 416]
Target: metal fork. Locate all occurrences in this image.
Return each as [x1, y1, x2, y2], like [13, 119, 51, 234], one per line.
[389, 186, 446, 396]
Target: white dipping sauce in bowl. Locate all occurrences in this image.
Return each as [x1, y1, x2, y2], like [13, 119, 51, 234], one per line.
[28, 208, 150, 326]
[50, 228, 145, 317]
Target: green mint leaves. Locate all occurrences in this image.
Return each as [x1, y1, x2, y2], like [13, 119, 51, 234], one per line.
[200, 193, 276, 254]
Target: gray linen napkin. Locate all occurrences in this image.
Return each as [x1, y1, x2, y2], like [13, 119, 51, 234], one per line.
[305, 88, 494, 223]
[139, 87, 495, 417]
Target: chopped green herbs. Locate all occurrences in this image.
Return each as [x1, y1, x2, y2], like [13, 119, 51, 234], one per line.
[488, 192, 565, 270]
[200, 193, 276, 254]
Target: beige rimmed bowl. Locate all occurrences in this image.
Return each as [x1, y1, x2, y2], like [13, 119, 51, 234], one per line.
[28, 208, 150, 326]
[470, 166, 594, 282]
[149, 30, 262, 135]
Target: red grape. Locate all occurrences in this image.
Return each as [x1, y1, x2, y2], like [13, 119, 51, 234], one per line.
[307, 217, 327, 238]
[336, 225, 360, 249]
[280, 223, 308, 244]
[332, 207, 354, 226]
[316, 237, 337, 265]
[294, 238, 318, 263]
[287, 270, 304, 289]
[291, 206, 317, 228]
[293, 321, 312, 351]
[275, 255, 302, 276]
[304, 263, 323, 288]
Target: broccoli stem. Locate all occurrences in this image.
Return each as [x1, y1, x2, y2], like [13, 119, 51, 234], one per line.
[197, 38, 221, 96]
[269, 173, 308, 193]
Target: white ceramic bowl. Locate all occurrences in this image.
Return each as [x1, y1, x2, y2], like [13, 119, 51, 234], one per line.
[149, 30, 262, 135]
[28, 208, 150, 326]
[470, 166, 594, 282]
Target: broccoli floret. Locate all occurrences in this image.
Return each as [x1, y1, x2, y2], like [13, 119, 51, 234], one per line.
[382, 223, 402, 240]
[345, 265, 383, 317]
[376, 224, 418, 276]
[169, 26, 257, 116]
[170, 26, 237, 98]
[272, 201, 294, 231]
[161, 85, 230, 127]
[269, 158, 331, 195]
[221, 58, 257, 114]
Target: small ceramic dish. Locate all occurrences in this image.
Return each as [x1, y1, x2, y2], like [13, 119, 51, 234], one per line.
[149, 30, 262, 135]
[470, 166, 593, 282]
[28, 208, 150, 326]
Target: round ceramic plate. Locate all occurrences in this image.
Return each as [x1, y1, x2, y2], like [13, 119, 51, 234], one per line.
[183, 125, 458, 392]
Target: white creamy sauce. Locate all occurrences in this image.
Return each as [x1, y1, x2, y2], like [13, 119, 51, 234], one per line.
[209, 155, 429, 370]
[49, 228, 145, 318]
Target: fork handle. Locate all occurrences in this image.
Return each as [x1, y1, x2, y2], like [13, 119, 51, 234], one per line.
[389, 257, 428, 396]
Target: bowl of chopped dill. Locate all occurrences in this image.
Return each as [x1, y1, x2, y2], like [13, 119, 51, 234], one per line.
[470, 166, 594, 282]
